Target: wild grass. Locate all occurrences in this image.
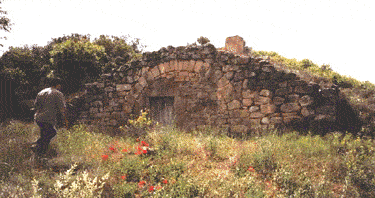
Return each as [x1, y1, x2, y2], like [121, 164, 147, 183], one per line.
[1, 117, 375, 197]
[251, 50, 375, 90]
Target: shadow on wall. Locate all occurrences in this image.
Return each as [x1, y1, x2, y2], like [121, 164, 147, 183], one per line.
[284, 93, 363, 136]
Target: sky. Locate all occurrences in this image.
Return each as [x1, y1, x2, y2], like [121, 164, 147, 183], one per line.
[1, 0, 375, 83]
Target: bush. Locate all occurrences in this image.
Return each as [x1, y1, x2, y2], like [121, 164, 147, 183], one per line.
[197, 36, 210, 45]
[52, 163, 110, 197]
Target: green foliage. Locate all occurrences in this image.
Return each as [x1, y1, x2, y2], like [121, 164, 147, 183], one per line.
[0, 1, 12, 47]
[0, 121, 38, 172]
[93, 35, 142, 73]
[0, 45, 50, 85]
[50, 37, 106, 90]
[2, 120, 375, 197]
[197, 36, 210, 45]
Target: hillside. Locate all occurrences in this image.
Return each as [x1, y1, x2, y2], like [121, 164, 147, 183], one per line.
[252, 50, 375, 136]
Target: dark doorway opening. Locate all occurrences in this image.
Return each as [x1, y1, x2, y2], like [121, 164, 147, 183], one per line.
[150, 97, 174, 125]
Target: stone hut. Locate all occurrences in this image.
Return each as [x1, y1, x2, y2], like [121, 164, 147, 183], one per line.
[74, 36, 361, 135]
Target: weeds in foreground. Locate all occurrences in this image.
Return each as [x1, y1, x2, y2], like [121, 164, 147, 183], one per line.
[1, 119, 375, 197]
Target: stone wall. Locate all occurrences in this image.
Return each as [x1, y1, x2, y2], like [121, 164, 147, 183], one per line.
[75, 37, 351, 135]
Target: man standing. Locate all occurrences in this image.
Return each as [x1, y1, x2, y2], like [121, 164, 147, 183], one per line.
[32, 77, 68, 156]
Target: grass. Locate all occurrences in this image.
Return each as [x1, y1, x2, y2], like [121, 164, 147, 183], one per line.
[251, 50, 367, 88]
[1, 117, 375, 197]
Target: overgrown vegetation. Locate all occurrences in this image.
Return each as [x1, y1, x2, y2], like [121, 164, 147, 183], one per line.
[251, 50, 375, 136]
[0, 33, 144, 102]
[1, 111, 375, 197]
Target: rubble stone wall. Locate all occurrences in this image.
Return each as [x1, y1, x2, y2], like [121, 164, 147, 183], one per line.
[76, 42, 344, 134]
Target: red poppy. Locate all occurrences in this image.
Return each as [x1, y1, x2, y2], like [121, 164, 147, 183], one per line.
[138, 181, 146, 188]
[156, 186, 162, 190]
[148, 186, 154, 192]
[121, 175, 126, 180]
[135, 150, 142, 155]
[136, 138, 140, 142]
[247, 166, 255, 172]
[101, 154, 109, 161]
[109, 146, 116, 152]
[141, 141, 149, 147]
[122, 148, 128, 152]
[143, 149, 147, 154]
[163, 179, 168, 184]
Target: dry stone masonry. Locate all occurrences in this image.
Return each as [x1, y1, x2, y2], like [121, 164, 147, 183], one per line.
[75, 36, 360, 135]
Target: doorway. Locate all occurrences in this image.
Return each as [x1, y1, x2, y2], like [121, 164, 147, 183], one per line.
[150, 97, 174, 125]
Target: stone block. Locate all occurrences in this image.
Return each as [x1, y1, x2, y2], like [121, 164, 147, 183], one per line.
[270, 117, 283, 124]
[186, 60, 195, 72]
[260, 104, 276, 114]
[283, 114, 302, 123]
[314, 114, 336, 122]
[248, 119, 261, 126]
[250, 112, 264, 118]
[288, 94, 300, 103]
[104, 87, 114, 92]
[141, 66, 150, 76]
[169, 60, 178, 71]
[90, 107, 98, 114]
[180, 60, 189, 71]
[260, 89, 272, 97]
[242, 79, 249, 89]
[92, 101, 103, 107]
[278, 81, 288, 88]
[150, 67, 160, 78]
[299, 95, 314, 106]
[175, 71, 189, 82]
[240, 109, 250, 118]
[228, 100, 241, 110]
[249, 106, 260, 112]
[217, 77, 230, 88]
[231, 125, 249, 134]
[243, 98, 253, 106]
[158, 62, 167, 74]
[261, 66, 275, 73]
[273, 97, 285, 105]
[109, 119, 117, 126]
[122, 104, 132, 114]
[275, 87, 292, 96]
[194, 61, 204, 73]
[138, 77, 147, 88]
[225, 71, 234, 80]
[291, 80, 307, 87]
[254, 96, 271, 105]
[229, 110, 241, 118]
[224, 35, 245, 54]
[301, 107, 315, 117]
[116, 84, 132, 92]
[280, 103, 301, 113]
[261, 117, 270, 124]
[203, 62, 210, 70]
[243, 90, 257, 98]
[294, 86, 308, 94]
[217, 84, 235, 102]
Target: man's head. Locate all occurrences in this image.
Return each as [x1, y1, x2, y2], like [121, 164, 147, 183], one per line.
[47, 77, 63, 90]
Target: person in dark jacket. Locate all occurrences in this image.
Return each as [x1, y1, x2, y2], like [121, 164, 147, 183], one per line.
[31, 77, 68, 156]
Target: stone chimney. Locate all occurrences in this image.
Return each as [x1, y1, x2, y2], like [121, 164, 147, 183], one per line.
[224, 35, 246, 54]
